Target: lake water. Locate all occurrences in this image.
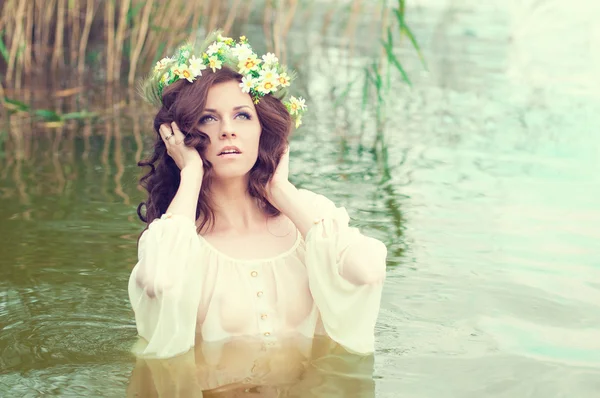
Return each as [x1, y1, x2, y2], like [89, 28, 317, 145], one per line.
[1, 1, 599, 397]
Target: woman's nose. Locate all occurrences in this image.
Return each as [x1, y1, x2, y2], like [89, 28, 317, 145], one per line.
[220, 129, 236, 139]
[220, 122, 236, 139]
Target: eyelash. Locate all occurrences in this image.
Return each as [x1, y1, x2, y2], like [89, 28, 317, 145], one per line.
[199, 112, 252, 124]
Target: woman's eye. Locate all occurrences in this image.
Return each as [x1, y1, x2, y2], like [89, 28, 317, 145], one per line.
[199, 115, 216, 124]
[236, 112, 252, 120]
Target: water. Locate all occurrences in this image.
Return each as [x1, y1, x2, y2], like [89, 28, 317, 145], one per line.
[2, 1, 600, 397]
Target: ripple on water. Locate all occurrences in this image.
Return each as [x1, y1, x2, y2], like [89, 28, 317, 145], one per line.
[1, 314, 135, 373]
[0, 364, 131, 397]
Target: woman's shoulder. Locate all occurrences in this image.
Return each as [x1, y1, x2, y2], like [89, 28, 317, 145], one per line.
[297, 188, 333, 206]
[297, 187, 342, 213]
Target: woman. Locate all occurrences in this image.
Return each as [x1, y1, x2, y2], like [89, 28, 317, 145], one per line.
[129, 32, 387, 360]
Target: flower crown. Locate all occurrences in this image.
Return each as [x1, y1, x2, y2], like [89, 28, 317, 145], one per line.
[140, 31, 307, 128]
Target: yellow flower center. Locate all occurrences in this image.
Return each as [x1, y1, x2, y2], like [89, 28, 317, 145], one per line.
[264, 82, 274, 90]
[245, 60, 256, 69]
[182, 70, 191, 78]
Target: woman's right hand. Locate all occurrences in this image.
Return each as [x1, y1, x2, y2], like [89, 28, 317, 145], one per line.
[159, 122, 204, 177]
[160, 122, 203, 221]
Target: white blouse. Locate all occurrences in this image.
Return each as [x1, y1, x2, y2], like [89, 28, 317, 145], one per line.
[128, 189, 385, 358]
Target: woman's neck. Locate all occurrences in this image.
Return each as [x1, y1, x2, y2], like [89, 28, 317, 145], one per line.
[207, 177, 265, 235]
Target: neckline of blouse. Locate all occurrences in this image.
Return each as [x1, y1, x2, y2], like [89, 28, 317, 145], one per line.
[197, 229, 303, 264]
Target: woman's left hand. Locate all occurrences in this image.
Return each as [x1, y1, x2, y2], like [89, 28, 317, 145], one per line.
[266, 146, 291, 206]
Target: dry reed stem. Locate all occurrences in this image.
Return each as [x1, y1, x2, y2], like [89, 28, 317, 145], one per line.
[239, 0, 253, 26]
[137, 0, 159, 64]
[128, 0, 155, 85]
[163, 2, 191, 60]
[207, 0, 221, 34]
[105, 0, 115, 82]
[188, 0, 203, 42]
[14, 55, 22, 90]
[275, 0, 299, 63]
[2, 0, 360, 87]
[282, 0, 298, 38]
[6, 0, 27, 81]
[69, 0, 81, 66]
[0, 1, 10, 34]
[141, 0, 177, 66]
[263, 0, 274, 52]
[223, 0, 241, 34]
[321, 6, 335, 36]
[52, 0, 66, 69]
[0, 80, 6, 119]
[0, 0, 16, 48]
[345, 0, 362, 56]
[24, 1, 34, 74]
[33, 0, 42, 65]
[78, 0, 95, 74]
[114, 0, 131, 80]
[203, 0, 213, 33]
[44, 0, 58, 65]
[272, 1, 282, 60]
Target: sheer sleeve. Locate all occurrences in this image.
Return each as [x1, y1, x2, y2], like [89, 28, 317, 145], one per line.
[300, 189, 386, 355]
[128, 214, 204, 358]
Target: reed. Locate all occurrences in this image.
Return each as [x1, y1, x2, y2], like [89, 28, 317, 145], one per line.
[51, 0, 65, 69]
[1, 0, 423, 158]
[1, 0, 398, 88]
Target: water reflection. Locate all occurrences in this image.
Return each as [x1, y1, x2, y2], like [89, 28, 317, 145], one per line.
[126, 335, 375, 398]
[2, 2, 600, 396]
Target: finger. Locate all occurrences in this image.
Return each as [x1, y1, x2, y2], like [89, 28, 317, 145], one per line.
[171, 121, 186, 145]
[159, 124, 173, 141]
[160, 124, 177, 148]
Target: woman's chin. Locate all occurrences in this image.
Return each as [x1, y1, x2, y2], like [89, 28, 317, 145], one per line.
[212, 168, 252, 182]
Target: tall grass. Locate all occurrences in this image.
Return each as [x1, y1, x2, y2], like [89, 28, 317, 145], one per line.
[365, 0, 424, 156]
[329, 0, 424, 154]
[1, 0, 424, 167]
[0, 0, 419, 86]
[0, 0, 308, 87]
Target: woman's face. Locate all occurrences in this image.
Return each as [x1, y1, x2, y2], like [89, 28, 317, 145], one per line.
[199, 80, 262, 180]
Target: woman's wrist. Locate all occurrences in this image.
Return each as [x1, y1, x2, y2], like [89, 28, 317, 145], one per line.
[269, 182, 316, 237]
[269, 181, 295, 208]
[163, 166, 202, 221]
[180, 165, 203, 186]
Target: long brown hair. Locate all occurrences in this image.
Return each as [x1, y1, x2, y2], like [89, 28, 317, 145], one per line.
[137, 67, 292, 233]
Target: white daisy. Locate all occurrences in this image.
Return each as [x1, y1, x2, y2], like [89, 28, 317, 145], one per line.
[239, 75, 255, 94]
[206, 42, 222, 56]
[262, 52, 278, 66]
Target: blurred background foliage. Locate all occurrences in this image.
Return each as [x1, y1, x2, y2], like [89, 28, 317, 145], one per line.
[0, 0, 422, 128]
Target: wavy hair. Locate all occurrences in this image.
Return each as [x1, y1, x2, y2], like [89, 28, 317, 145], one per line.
[137, 66, 292, 233]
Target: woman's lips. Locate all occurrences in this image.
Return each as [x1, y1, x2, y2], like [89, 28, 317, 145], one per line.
[218, 152, 241, 159]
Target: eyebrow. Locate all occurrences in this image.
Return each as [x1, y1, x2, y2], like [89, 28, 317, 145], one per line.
[203, 105, 252, 113]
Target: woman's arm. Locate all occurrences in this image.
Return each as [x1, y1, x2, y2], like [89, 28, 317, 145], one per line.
[269, 181, 316, 238]
[161, 122, 204, 222]
[269, 182, 386, 285]
[166, 167, 203, 222]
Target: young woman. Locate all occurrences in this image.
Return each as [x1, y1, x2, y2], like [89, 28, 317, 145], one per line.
[129, 32, 387, 359]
